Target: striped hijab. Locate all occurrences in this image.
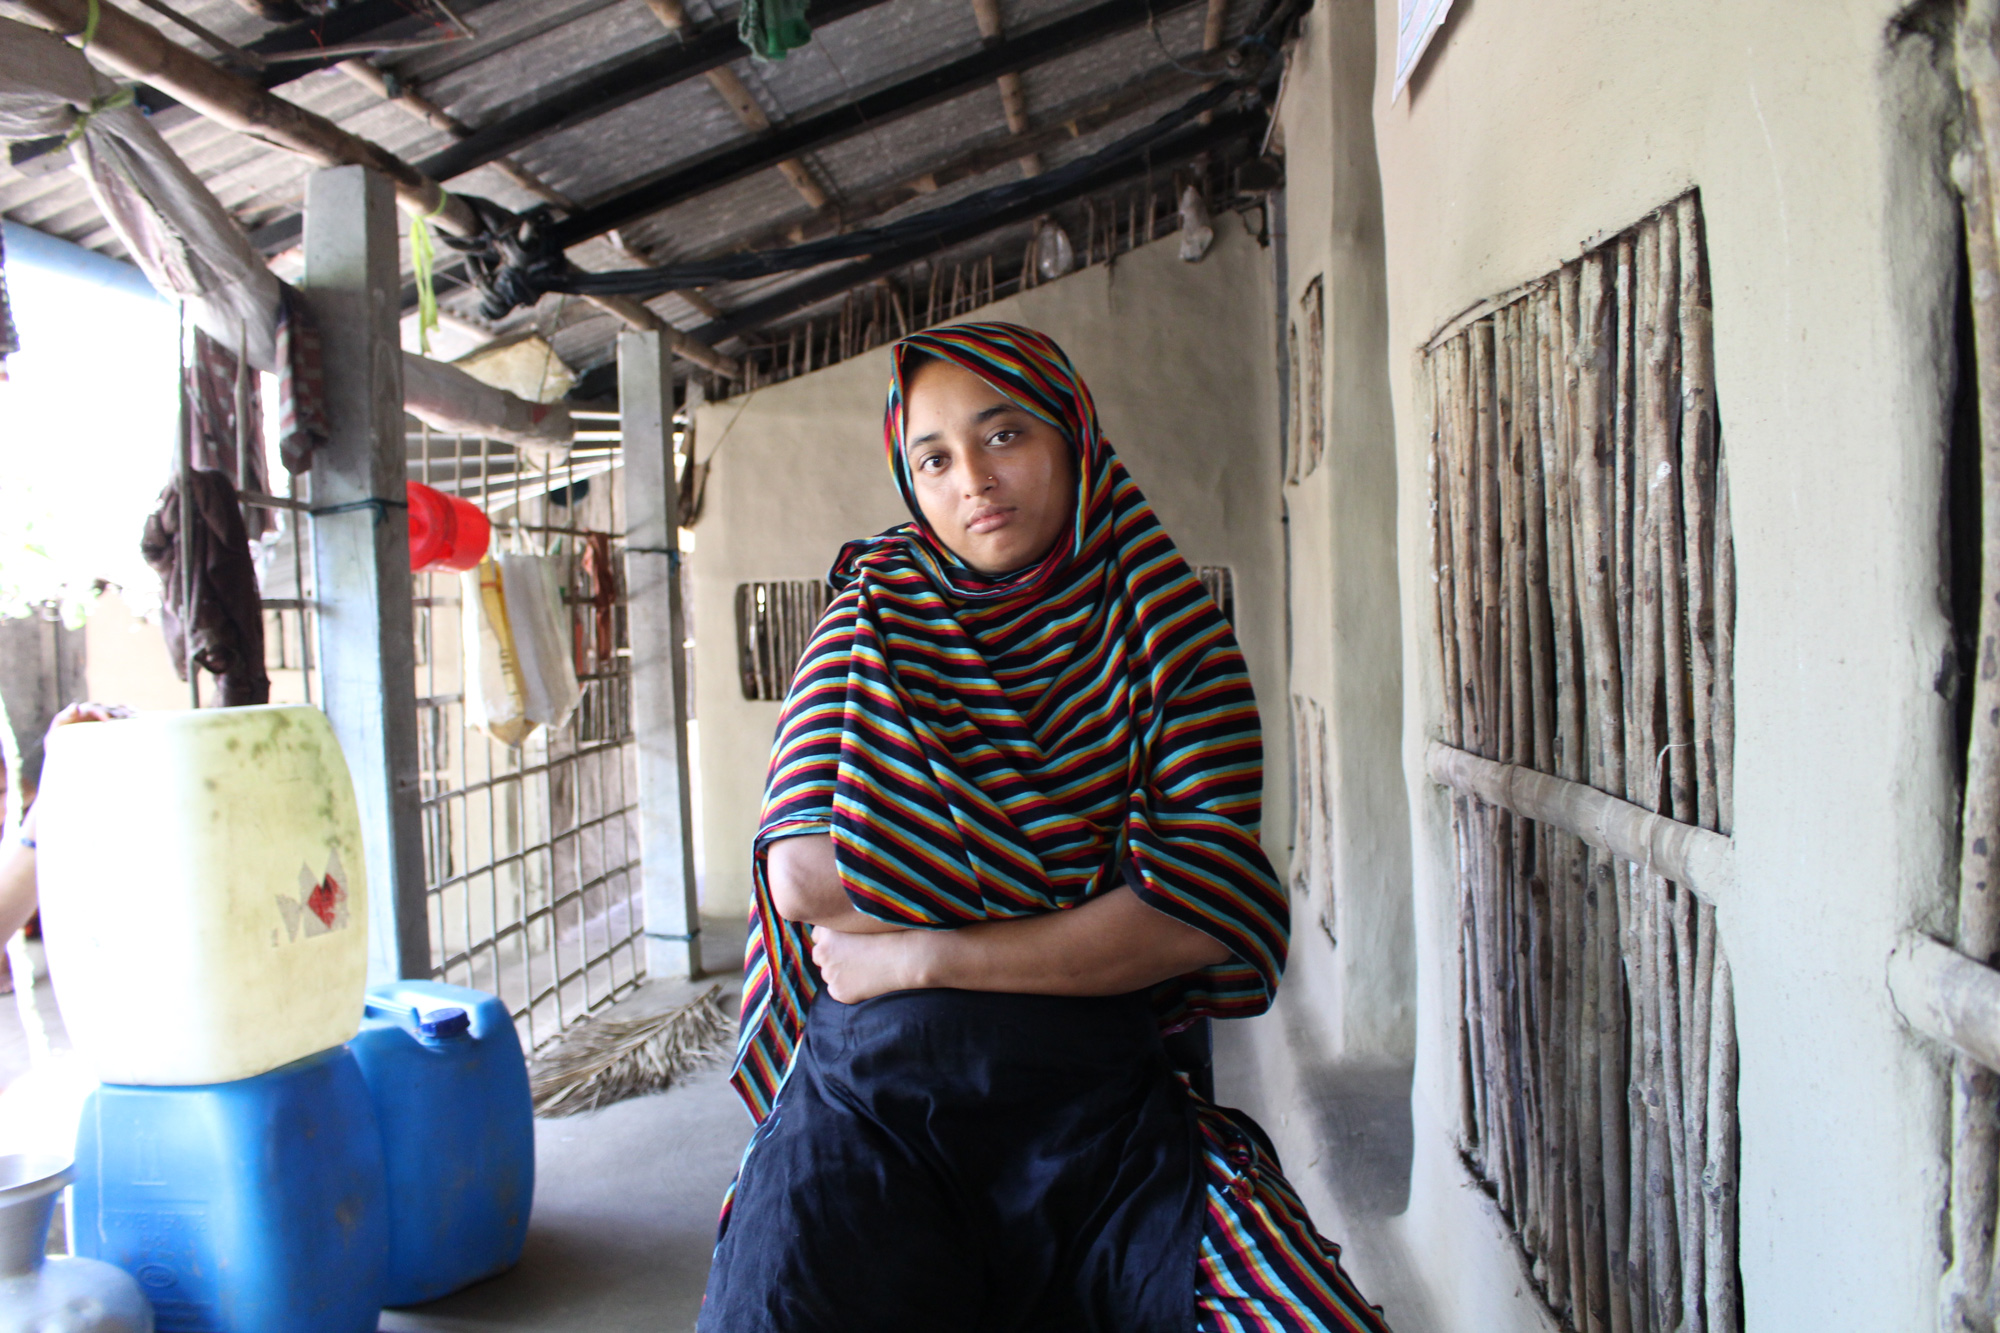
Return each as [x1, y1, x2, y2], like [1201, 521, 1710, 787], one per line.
[732, 321, 1288, 1121]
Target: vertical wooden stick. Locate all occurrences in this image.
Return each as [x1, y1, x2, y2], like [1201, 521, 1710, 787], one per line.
[1613, 237, 1638, 769]
[1712, 450, 1735, 834]
[1573, 255, 1627, 796]
[1704, 953, 1740, 1331]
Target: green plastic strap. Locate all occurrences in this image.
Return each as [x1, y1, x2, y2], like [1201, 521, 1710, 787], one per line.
[61, 85, 134, 147]
[409, 192, 449, 356]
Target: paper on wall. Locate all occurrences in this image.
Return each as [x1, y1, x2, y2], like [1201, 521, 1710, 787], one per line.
[1393, 0, 1455, 102]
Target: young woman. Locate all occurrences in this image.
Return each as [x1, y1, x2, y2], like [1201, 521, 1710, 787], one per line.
[700, 322, 1390, 1333]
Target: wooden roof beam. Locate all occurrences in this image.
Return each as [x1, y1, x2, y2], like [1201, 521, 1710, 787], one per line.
[333, 60, 577, 212]
[968, 0, 1042, 178]
[397, 63, 1202, 327]
[725, 63, 1203, 256]
[244, 0, 895, 253]
[9, 0, 739, 377]
[639, 0, 830, 211]
[412, 0, 896, 186]
[546, 0, 1207, 250]
[689, 105, 1261, 347]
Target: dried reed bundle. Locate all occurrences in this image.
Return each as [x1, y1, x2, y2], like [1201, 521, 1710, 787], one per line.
[530, 985, 735, 1118]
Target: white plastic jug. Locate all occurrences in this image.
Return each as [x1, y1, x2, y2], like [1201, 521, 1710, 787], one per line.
[34, 705, 370, 1085]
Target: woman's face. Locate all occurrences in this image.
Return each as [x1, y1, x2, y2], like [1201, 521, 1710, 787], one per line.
[902, 357, 1075, 576]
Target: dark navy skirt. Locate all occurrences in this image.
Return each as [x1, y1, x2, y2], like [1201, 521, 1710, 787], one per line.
[698, 988, 1204, 1333]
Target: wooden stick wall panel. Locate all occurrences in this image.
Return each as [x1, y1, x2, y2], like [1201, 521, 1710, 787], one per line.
[1425, 191, 1739, 1333]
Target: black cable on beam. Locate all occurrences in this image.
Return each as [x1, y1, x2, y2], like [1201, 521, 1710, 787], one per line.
[687, 105, 1263, 345]
[545, 0, 1207, 250]
[414, 0, 899, 184]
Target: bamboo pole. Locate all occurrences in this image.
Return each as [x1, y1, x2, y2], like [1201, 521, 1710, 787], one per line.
[1713, 449, 1735, 835]
[9, 0, 741, 373]
[1574, 251, 1632, 1333]
[1573, 255, 1627, 796]
[1704, 954, 1740, 1330]
[1538, 288, 1586, 1319]
[1474, 322, 1520, 1212]
[1647, 206, 1707, 1330]
[1498, 312, 1532, 1224]
[1673, 195, 1722, 831]
[1476, 323, 1506, 762]
[1614, 238, 1638, 788]
[1444, 341, 1489, 1152]
[1949, 11, 2000, 1322]
[1651, 209, 1696, 827]
[1687, 898, 1716, 1328]
[1558, 264, 1611, 1333]
[1519, 299, 1558, 1263]
[1434, 358, 1466, 752]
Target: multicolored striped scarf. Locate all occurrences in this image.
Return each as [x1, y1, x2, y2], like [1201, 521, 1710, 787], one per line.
[731, 321, 1288, 1121]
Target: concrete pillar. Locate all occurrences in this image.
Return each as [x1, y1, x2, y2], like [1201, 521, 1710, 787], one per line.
[302, 165, 431, 984]
[620, 330, 703, 980]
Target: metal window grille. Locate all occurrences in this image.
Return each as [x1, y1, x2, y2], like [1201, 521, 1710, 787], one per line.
[735, 579, 829, 701]
[408, 420, 644, 1052]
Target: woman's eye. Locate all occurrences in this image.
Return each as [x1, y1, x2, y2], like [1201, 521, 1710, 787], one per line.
[917, 453, 946, 472]
[990, 430, 1019, 446]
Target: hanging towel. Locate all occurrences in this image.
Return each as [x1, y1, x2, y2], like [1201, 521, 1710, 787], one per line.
[140, 470, 270, 707]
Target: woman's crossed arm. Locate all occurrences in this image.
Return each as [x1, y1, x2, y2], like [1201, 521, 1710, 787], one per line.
[767, 834, 1229, 1003]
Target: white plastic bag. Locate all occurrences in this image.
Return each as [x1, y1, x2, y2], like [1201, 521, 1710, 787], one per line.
[499, 553, 582, 732]
[463, 558, 534, 746]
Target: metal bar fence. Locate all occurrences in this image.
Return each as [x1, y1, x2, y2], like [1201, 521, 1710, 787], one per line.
[408, 417, 645, 1053]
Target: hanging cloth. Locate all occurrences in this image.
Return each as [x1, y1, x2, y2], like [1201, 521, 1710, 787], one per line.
[579, 532, 619, 674]
[732, 322, 1288, 1119]
[0, 225, 18, 379]
[140, 470, 270, 707]
[182, 329, 273, 537]
[275, 285, 329, 475]
[737, 0, 812, 60]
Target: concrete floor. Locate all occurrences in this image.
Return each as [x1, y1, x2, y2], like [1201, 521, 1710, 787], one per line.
[0, 928, 753, 1333]
[381, 920, 753, 1333]
[0, 921, 1432, 1332]
[377, 1055, 749, 1333]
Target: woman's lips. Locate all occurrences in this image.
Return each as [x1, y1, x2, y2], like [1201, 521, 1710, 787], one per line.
[966, 507, 1014, 534]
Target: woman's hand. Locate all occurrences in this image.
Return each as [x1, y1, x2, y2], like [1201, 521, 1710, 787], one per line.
[811, 926, 932, 1003]
[808, 887, 1231, 1004]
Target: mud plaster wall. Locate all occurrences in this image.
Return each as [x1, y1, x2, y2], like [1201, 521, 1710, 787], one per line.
[689, 223, 1285, 922]
[1269, 0, 1963, 1326]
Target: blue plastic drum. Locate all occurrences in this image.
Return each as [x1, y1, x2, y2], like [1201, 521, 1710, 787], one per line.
[348, 981, 535, 1306]
[73, 1046, 389, 1333]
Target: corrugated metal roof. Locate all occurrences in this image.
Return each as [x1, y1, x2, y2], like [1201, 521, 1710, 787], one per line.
[1, 0, 1266, 380]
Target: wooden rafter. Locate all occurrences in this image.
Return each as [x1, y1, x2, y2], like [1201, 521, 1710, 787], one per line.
[687, 105, 1260, 346]
[546, 0, 1207, 250]
[969, 0, 1043, 178]
[639, 0, 829, 211]
[7, 0, 739, 377]
[246, 0, 897, 253]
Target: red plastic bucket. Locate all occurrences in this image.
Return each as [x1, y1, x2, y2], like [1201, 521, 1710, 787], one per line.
[406, 482, 491, 573]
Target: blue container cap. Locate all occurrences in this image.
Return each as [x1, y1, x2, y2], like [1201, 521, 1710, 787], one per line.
[418, 1008, 471, 1041]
